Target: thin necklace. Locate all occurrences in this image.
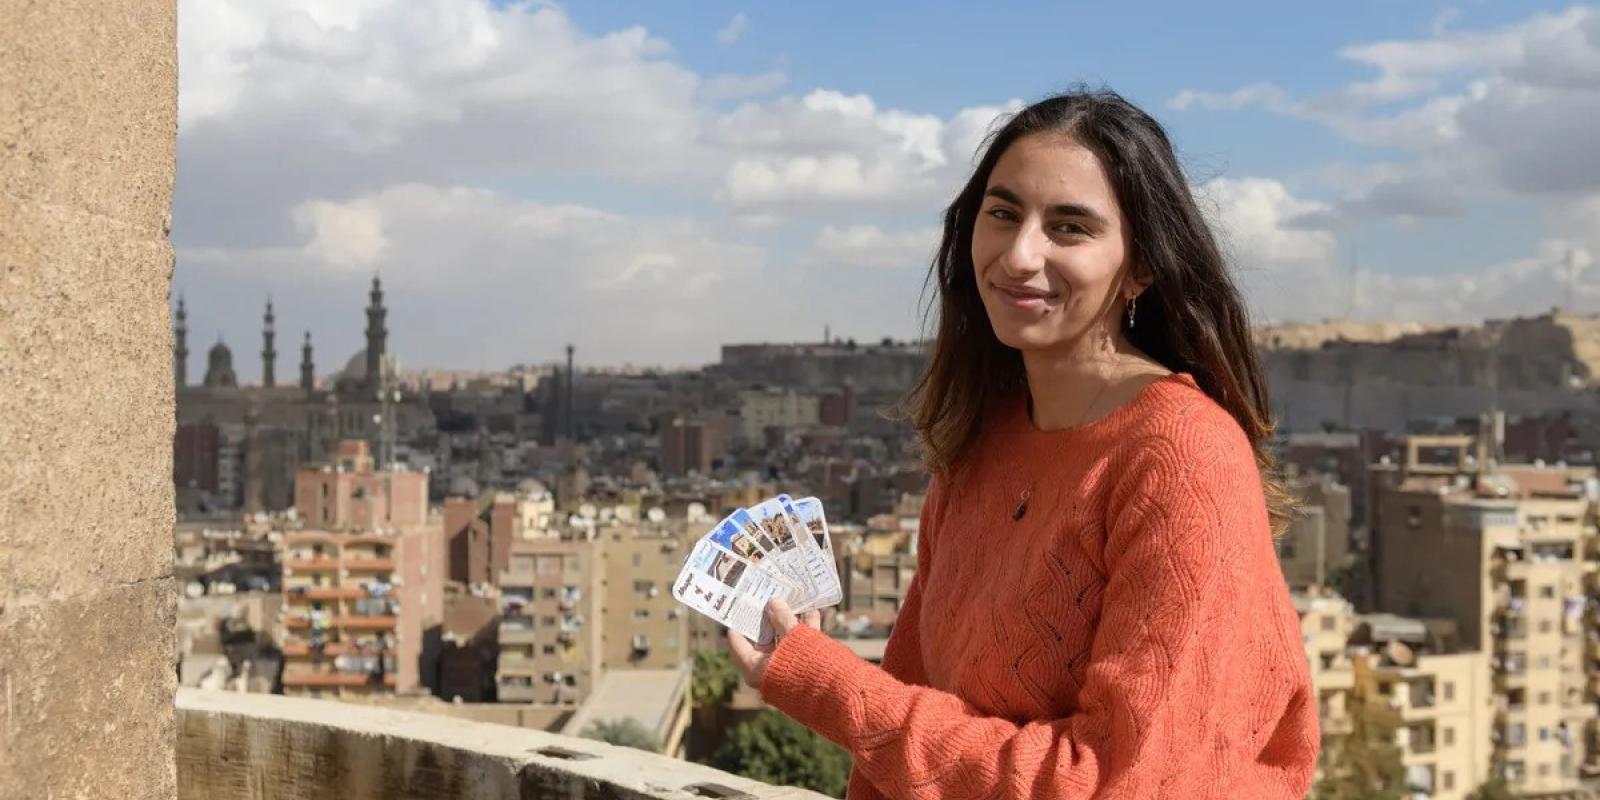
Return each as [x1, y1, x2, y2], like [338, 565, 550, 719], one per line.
[1015, 371, 1118, 522]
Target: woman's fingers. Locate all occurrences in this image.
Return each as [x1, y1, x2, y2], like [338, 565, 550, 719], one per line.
[800, 609, 822, 629]
[765, 598, 799, 634]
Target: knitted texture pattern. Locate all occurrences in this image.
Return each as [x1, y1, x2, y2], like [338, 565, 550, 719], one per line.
[762, 374, 1319, 799]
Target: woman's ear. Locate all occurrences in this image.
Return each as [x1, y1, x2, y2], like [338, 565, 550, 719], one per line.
[1126, 262, 1154, 299]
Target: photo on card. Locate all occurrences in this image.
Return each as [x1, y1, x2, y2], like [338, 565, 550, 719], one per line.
[733, 508, 776, 552]
[752, 501, 796, 551]
[708, 549, 746, 587]
[709, 517, 768, 566]
[795, 496, 831, 553]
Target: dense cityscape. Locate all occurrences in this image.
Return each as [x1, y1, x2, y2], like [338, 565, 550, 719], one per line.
[167, 275, 1600, 799]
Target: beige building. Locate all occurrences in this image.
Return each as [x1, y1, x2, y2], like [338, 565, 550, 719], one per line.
[1297, 591, 1493, 799]
[497, 518, 690, 706]
[1371, 435, 1598, 795]
[1279, 476, 1353, 591]
[737, 387, 821, 442]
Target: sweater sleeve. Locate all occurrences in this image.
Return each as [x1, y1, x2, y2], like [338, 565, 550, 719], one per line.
[760, 430, 1291, 800]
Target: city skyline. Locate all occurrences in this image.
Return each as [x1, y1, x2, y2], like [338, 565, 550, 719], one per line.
[175, 1, 1600, 382]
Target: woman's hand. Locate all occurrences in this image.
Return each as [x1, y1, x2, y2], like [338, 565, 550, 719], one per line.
[727, 599, 822, 690]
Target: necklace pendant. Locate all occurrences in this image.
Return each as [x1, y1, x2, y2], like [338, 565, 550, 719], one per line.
[1013, 490, 1030, 521]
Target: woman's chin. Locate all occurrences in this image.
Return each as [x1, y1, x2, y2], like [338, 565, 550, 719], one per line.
[993, 324, 1068, 353]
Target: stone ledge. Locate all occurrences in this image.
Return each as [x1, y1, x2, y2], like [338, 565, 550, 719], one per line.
[177, 688, 833, 800]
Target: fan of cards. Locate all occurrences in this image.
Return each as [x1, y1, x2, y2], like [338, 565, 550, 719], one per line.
[672, 494, 841, 646]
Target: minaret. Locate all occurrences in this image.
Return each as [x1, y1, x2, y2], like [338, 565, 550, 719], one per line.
[364, 274, 387, 393]
[174, 295, 189, 387]
[261, 298, 277, 388]
[300, 330, 315, 393]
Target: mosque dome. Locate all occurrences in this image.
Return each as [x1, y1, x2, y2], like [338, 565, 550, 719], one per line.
[203, 340, 238, 388]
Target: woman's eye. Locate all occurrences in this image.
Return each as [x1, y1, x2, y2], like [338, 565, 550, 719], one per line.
[985, 207, 1018, 222]
[1052, 222, 1090, 236]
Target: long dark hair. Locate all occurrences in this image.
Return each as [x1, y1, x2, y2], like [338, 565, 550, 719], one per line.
[901, 87, 1291, 534]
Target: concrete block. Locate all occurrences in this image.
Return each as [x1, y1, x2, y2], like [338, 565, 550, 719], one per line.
[0, 0, 178, 236]
[0, 195, 176, 600]
[0, 578, 178, 798]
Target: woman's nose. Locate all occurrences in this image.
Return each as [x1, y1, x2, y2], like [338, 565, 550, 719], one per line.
[1000, 222, 1046, 277]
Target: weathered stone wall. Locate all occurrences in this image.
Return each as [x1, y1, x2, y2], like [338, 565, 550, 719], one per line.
[0, 1, 179, 797]
[177, 689, 832, 800]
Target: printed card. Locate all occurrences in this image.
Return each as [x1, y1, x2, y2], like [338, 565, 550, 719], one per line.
[671, 535, 796, 645]
[778, 494, 842, 612]
[748, 499, 820, 606]
[792, 496, 843, 609]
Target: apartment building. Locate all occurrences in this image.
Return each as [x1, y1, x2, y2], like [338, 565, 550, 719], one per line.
[1279, 477, 1353, 592]
[279, 528, 443, 697]
[598, 523, 690, 670]
[495, 516, 693, 705]
[497, 534, 603, 705]
[280, 440, 442, 698]
[1298, 591, 1492, 799]
[1370, 434, 1598, 795]
[294, 439, 428, 532]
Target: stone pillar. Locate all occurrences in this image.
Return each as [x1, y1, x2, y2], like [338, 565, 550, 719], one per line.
[0, 1, 178, 798]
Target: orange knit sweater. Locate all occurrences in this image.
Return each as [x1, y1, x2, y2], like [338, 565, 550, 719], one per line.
[762, 373, 1319, 799]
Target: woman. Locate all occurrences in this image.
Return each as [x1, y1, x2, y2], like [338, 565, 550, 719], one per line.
[727, 88, 1319, 799]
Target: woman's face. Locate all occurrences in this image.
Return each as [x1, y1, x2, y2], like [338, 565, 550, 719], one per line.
[971, 133, 1135, 355]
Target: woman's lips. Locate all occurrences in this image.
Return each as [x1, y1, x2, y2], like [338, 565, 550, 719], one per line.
[992, 282, 1058, 310]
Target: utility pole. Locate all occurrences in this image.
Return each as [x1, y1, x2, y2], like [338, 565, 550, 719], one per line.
[564, 344, 575, 444]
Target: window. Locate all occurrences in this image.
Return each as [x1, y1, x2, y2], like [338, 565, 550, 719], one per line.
[542, 644, 556, 655]
[1443, 727, 1454, 747]
[632, 552, 642, 567]
[540, 588, 556, 600]
[541, 616, 556, 627]
[1320, 616, 1336, 632]
[563, 555, 580, 574]
[1540, 585, 1556, 599]
[1540, 727, 1552, 742]
[1539, 692, 1553, 705]
[536, 555, 561, 576]
[1540, 620, 1554, 634]
[1443, 682, 1455, 702]
[633, 609, 650, 620]
[1538, 763, 1551, 777]
[1442, 772, 1454, 791]
[1537, 656, 1552, 669]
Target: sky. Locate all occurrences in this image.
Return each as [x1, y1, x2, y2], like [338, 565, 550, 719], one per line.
[174, 0, 1600, 380]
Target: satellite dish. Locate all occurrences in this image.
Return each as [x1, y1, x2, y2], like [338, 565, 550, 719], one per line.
[687, 502, 707, 522]
[615, 506, 636, 523]
[578, 503, 597, 519]
[598, 507, 614, 522]
[646, 507, 666, 523]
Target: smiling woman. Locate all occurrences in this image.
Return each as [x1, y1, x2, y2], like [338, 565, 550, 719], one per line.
[726, 88, 1320, 800]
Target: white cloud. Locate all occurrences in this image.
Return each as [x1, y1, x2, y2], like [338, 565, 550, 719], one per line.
[181, 183, 776, 366]
[812, 225, 940, 270]
[1198, 176, 1600, 324]
[716, 12, 747, 45]
[1170, 6, 1600, 225]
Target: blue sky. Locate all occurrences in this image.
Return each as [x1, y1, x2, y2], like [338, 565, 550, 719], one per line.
[173, 1, 1600, 378]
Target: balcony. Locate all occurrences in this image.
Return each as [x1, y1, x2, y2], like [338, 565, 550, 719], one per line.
[337, 615, 398, 630]
[281, 642, 394, 658]
[280, 672, 375, 688]
[285, 558, 339, 572]
[289, 586, 367, 601]
[343, 557, 396, 572]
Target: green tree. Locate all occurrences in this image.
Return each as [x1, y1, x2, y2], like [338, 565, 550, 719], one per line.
[711, 710, 851, 798]
[1313, 659, 1405, 800]
[1468, 777, 1514, 800]
[579, 717, 661, 752]
[692, 648, 741, 710]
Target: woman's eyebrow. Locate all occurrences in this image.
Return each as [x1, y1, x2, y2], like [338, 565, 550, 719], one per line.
[984, 185, 1109, 226]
